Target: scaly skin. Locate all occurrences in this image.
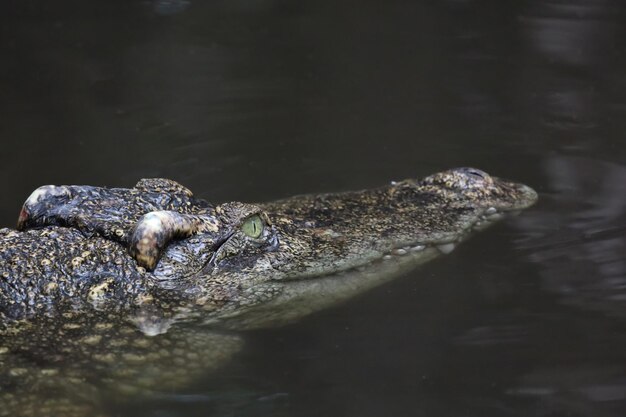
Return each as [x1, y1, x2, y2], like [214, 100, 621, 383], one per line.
[0, 168, 537, 417]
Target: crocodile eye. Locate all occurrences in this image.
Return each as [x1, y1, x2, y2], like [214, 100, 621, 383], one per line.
[241, 214, 264, 238]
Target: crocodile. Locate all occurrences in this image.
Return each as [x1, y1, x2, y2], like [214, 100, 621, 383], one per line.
[0, 168, 537, 417]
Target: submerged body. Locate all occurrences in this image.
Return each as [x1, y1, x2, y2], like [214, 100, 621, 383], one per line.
[0, 168, 536, 416]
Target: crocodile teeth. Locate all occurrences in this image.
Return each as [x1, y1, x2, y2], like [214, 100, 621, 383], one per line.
[436, 242, 456, 254]
[392, 248, 408, 256]
[486, 213, 504, 221]
[410, 245, 425, 252]
[473, 221, 491, 231]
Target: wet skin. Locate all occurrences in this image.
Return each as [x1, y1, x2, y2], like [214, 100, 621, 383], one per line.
[0, 168, 536, 416]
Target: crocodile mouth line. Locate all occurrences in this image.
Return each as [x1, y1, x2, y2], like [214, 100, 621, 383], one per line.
[273, 205, 518, 283]
[379, 205, 516, 260]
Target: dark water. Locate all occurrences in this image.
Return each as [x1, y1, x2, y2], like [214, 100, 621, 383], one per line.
[2, 1, 626, 416]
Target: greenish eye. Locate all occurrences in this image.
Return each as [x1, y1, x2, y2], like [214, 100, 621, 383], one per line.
[241, 214, 264, 238]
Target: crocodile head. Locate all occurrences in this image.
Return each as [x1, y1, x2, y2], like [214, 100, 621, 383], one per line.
[149, 167, 537, 325]
[0, 168, 538, 416]
[190, 167, 535, 277]
[11, 168, 536, 326]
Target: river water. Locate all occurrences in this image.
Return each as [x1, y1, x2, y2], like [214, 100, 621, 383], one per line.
[1, 1, 626, 416]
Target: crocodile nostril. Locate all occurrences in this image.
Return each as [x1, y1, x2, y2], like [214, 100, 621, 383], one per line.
[457, 167, 489, 180]
[467, 170, 486, 179]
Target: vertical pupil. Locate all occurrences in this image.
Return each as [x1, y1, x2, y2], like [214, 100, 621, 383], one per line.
[243, 216, 262, 237]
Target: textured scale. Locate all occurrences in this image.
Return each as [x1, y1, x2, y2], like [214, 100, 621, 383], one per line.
[0, 169, 537, 416]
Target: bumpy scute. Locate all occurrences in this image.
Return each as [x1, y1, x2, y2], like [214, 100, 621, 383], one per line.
[0, 169, 536, 417]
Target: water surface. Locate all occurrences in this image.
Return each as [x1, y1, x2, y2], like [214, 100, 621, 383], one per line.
[2, 1, 626, 416]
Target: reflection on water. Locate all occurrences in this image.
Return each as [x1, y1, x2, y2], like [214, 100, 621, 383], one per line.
[441, 156, 626, 417]
[506, 157, 626, 416]
[520, 157, 626, 315]
[1, 0, 626, 416]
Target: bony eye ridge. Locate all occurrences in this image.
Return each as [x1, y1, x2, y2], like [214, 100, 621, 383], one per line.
[241, 214, 264, 238]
